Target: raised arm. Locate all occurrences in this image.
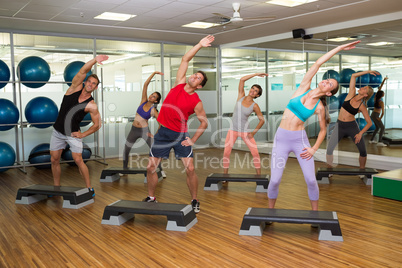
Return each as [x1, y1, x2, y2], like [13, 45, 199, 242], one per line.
[238, 73, 268, 100]
[141, 71, 163, 103]
[67, 55, 108, 95]
[174, 35, 214, 87]
[348, 70, 380, 98]
[377, 76, 388, 92]
[296, 41, 360, 96]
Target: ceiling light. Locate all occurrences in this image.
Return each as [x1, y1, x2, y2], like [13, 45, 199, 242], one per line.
[326, 37, 357, 42]
[367, 42, 394, 46]
[266, 0, 318, 7]
[182, 22, 220, 29]
[95, 12, 136, 21]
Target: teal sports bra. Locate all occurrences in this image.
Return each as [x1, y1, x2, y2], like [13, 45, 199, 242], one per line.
[286, 89, 320, 122]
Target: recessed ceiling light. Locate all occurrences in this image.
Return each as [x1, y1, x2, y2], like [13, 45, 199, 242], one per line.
[95, 12, 136, 21]
[266, 0, 318, 7]
[182, 22, 220, 29]
[367, 42, 394, 46]
[326, 37, 357, 42]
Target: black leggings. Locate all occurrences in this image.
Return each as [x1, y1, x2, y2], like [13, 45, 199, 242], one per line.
[370, 112, 385, 142]
[123, 125, 162, 169]
[326, 120, 367, 157]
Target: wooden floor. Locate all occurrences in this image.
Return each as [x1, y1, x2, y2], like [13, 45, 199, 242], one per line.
[1, 148, 402, 267]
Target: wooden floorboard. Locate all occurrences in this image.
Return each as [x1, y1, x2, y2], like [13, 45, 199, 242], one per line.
[0, 148, 401, 267]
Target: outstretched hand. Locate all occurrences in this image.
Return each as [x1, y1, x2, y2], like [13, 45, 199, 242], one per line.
[199, 35, 215, 47]
[154, 71, 164, 75]
[256, 73, 268, 77]
[95, 55, 109, 64]
[340, 40, 361, 51]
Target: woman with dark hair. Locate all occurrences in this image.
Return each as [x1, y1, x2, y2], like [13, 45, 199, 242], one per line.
[268, 41, 360, 211]
[123, 71, 164, 175]
[326, 70, 376, 169]
[369, 77, 388, 146]
[222, 73, 267, 175]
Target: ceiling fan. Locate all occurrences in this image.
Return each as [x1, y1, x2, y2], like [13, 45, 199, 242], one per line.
[212, 2, 276, 26]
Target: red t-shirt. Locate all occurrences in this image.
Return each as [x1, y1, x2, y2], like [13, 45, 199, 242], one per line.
[157, 83, 201, 132]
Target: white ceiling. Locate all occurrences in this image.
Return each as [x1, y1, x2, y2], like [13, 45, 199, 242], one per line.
[0, 0, 401, 57]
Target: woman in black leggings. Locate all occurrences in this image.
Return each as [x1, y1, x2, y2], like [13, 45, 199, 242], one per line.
[123, 72, 164, 176]
[326, 70, 377, 169]
[369, 77, 388, 146]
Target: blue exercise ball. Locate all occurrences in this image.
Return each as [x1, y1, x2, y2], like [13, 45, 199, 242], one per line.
[355, 71, 370, 88]
[338, 93, 348, 109]
[367, 92, 376, 108]
[328, 95, 339, 113]
[17, 56, 51, 88]
[28, 143, 51, 169]
[322, 70, 340, 82]
[369, 72, 382, 88]
[80, 113, 92, 127]
[340, 68, 355, 87]
[0, 142, 16, 172]
[64, 61, 92, 87]
[25, 96, 58, 128]
[0, 59, 11, 89]
[356, 118, 375, 132]
[0, 99, 19, 131]
[61, 143, 92, 166]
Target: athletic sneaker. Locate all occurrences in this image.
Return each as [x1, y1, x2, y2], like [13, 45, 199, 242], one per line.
[191, 199, 200, 213]
[143, 196, 157, 202]
[161, 170, 167, 178]
[88, 187, 95, 197]
[369, 140, 377, 144]
[377, 142, 387, 147]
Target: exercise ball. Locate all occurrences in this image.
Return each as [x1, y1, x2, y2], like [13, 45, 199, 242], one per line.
[0, 142, 16, 172]
[355, 71, 370, 88]
[28, 143, 51, 169]
[340, 68, 355, 87]
[322, 70, 340, 82]
[338, 93, 348, 109]
[80, 113, 92, 127]
[369, 72, 383, 88]
[0, 99, 19, 131]
[367, 92, 376, 108]
[0, 59, 10, 89]
[328, 95, 339, 113]
[356, 118, 376, 132]
[64, 61, 92, 87]
[25, 96, 58, 128]
[17, 56, 51, 88]
[61, 143, 92, 166]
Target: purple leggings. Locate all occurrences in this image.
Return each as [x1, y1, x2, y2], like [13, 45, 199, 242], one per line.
[268, 127, 319, 201]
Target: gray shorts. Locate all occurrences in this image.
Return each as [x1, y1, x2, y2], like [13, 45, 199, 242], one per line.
[50, 129, 83, 153]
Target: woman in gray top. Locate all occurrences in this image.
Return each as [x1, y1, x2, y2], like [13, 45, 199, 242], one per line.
[222, 73, 267, 175]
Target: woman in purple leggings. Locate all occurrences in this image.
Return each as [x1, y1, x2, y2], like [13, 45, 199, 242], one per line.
[268, 41, 360, 211]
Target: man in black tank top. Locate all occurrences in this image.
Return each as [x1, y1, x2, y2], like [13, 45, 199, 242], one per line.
[50, 55, 108, 193]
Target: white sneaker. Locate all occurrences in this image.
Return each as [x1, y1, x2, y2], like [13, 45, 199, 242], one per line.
[369, 140, 377, 144]
[377, 142, 387, 147]
[161, 170, 167, 178]
[359, 175, 366, 179]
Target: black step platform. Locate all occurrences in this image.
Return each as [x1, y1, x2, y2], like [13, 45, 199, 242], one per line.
[100, 167, 162, 183]
[239, 208, 343, 241]
[101, 200, 197, 232]
[204, 173, 269, 192]
[316, 167, 378, 185]
[15, 185, 94, 209]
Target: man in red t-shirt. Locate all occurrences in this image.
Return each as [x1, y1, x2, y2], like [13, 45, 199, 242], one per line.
[144, 35, 215, 213]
